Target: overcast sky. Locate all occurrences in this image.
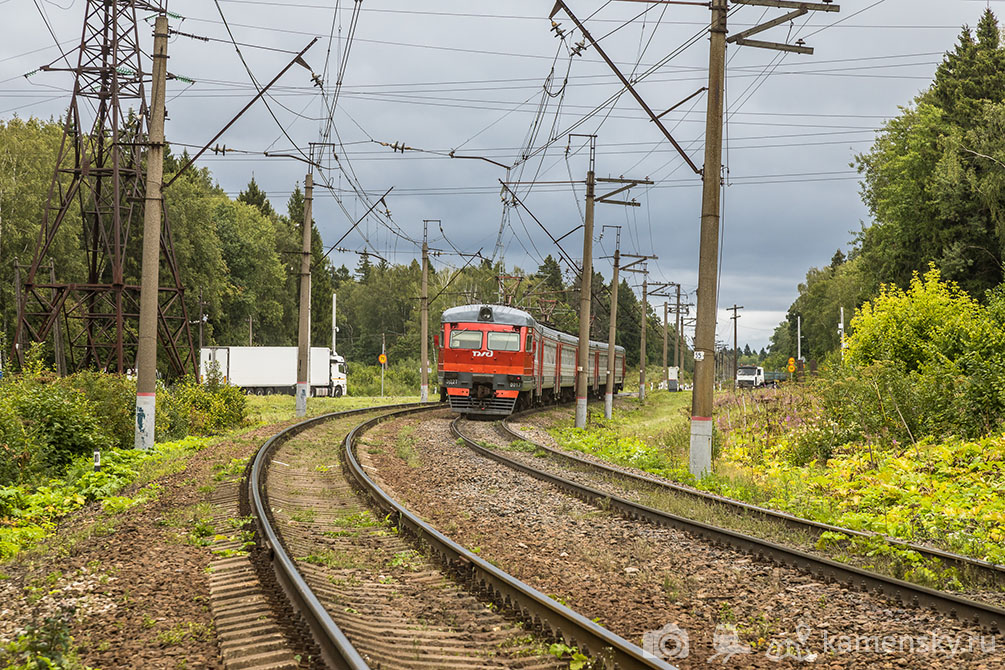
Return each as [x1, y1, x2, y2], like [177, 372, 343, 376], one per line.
[0, 0, 980, 350]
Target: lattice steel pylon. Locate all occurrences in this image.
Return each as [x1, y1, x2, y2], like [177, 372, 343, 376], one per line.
[12, 0, 195, 376]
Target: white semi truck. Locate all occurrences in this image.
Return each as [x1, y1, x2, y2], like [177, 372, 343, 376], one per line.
[736, 365, 765, 389]
[200, 346, 348, 397]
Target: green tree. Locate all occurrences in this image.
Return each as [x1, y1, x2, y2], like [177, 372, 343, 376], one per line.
[930, 10, 1005, 130]
[856, 12, 1005, 297]
[537, 255, 564, 292]
[237, 176, 275, 218]
[213, 200, 288, 345]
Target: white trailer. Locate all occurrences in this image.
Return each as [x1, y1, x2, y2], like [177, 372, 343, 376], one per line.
[201, 346, 348, 397]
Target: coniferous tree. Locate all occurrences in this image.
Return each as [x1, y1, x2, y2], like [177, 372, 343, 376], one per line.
[237, 176, 276, 218]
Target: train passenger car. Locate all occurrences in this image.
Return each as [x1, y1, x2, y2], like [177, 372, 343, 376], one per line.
[436, 304, 625, 416]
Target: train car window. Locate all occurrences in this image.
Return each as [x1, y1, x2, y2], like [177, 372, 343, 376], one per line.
[449, 330, 484, 349]
[525, 332, 533, 352]
[487, 331, 520, 351]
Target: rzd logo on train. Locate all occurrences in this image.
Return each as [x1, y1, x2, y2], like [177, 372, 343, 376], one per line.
[472, 350, 494, 358]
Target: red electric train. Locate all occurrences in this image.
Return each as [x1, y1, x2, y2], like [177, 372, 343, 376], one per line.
[436, 304, 626, 416]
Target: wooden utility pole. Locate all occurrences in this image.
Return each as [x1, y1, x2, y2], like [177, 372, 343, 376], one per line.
[728, 304, 743, 389]
[622, 262, 655, 402]
[689, 0, 728, 475]
[295, 171, 313, 418]
[647, 281, 675, 391]
[597, 232, 653, 418]
[134, 14, 169, 450]
[567, 134, 651, 427]
[662, 302, 669, 390]
[640, 273, 648, 400]
[688, 0, 839, 476]
[575, 149, 596, 429]
[674, 285, 682, 374]
[420, 220, 432, 403]
[603, 226, 621, 420]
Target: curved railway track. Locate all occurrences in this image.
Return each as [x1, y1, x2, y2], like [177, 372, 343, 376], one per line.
[498, 409, 1005, 589]
[450, 411, 1005, 633]
[244, 403, 679, 670]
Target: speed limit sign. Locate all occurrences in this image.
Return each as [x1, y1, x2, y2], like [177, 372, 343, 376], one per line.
[378, 353, 387, 365]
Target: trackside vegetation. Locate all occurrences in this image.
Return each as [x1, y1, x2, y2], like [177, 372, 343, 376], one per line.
[551, 268, 1005, 580]
[0, 349, 247, 560]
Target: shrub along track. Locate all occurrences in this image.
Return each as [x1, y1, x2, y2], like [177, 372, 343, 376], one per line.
[495, 409, 1005, 606]
[361, 409, 1004, 669]
[249, 404, 675, 669]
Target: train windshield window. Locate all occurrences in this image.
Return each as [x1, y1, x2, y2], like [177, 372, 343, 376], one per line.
[487, 332, 520, 351]
[450, 330, 483, 349]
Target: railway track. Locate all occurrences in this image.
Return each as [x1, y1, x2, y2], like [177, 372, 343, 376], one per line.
[450, 411, 1005, 633]
[498, 408, 1005, 591]
[242, 403, 679, 670]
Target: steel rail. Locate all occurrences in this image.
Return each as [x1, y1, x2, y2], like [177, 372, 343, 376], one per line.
[343, 407, 679, 670]
[497, 410, 1005, 586]
[453, 418, 1005, 632]
[248, 401, 431, 670]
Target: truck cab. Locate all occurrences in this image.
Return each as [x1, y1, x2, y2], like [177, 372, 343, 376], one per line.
[736, 365, 764, 389]
[330, 353, 348, 397]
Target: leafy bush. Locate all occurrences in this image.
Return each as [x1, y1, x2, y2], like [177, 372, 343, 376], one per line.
[348, 360, 420, 396]
[0, 363, 245, 486]
[167, 376, 247, 435]
[58, 371, 136, 448]
[1, 374, 112, 481]
[825, 267, 1005, 442]
[0, 436, 208, 559]
[0, 608, 94, 670]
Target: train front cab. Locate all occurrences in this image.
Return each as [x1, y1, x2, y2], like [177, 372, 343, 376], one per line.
[438, 306, 535, 416]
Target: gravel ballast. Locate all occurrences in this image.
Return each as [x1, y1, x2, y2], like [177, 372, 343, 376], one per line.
[362, 410, 1004, 670]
